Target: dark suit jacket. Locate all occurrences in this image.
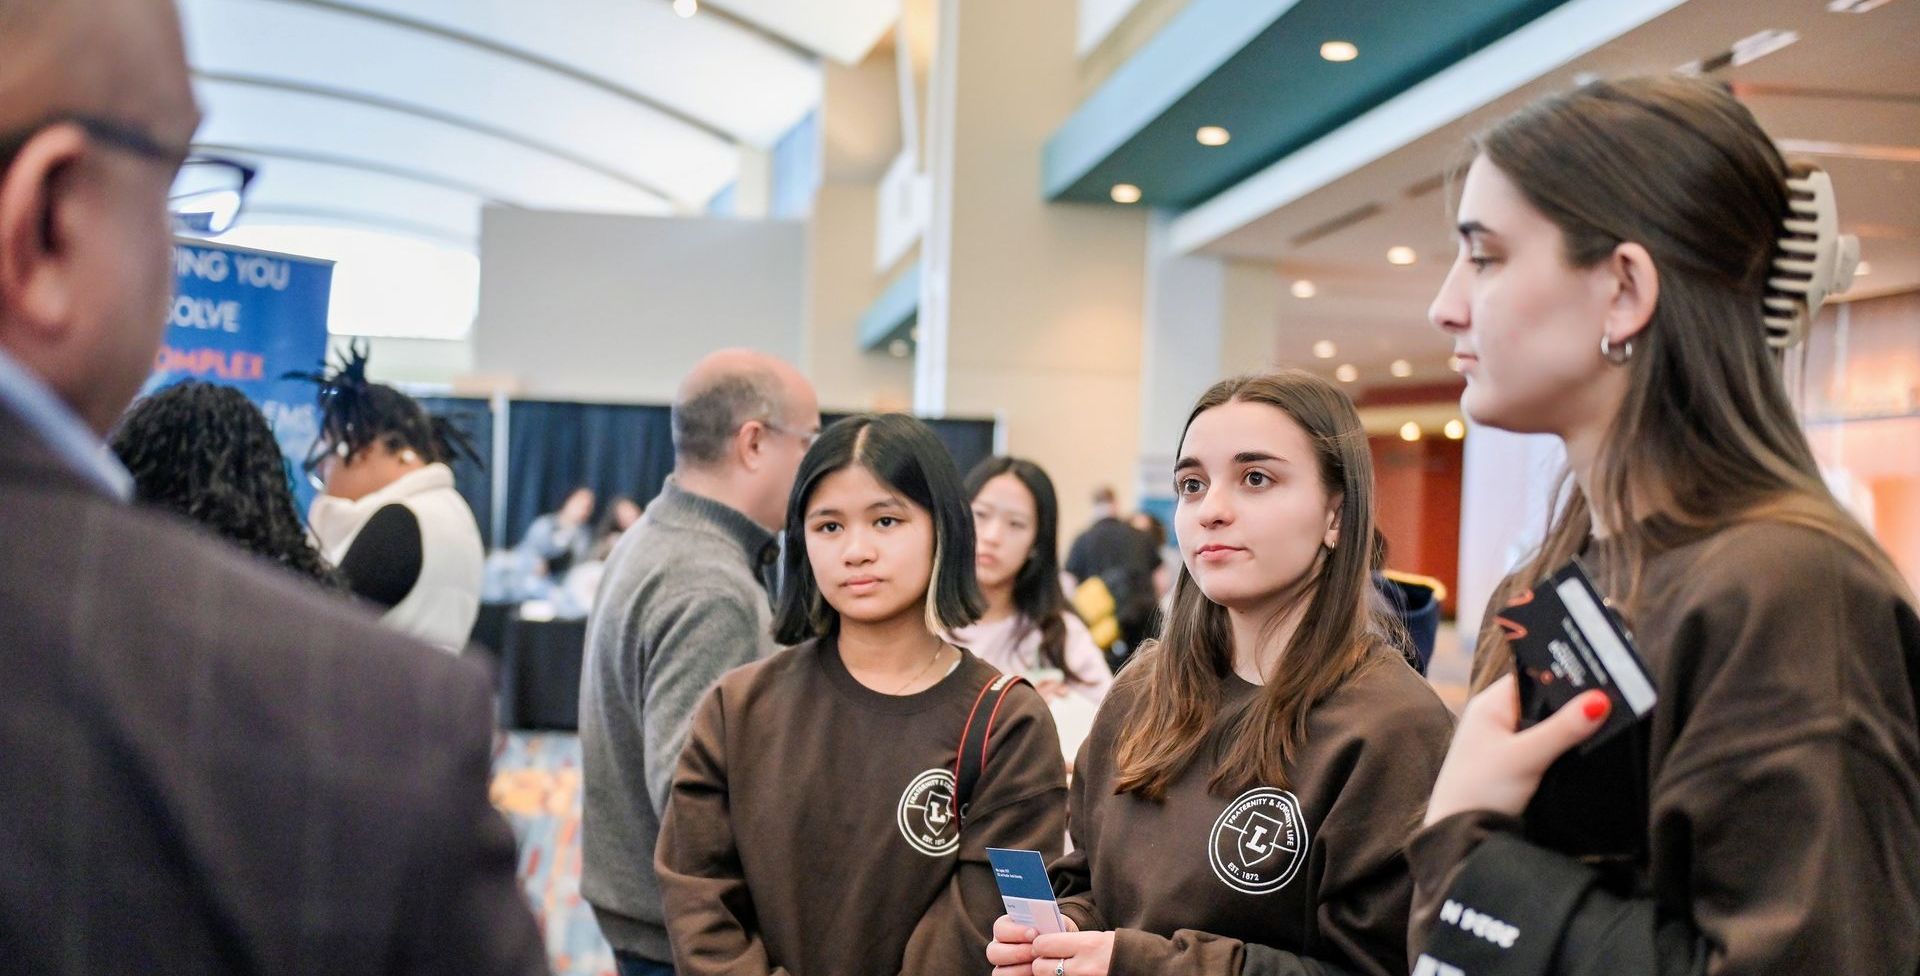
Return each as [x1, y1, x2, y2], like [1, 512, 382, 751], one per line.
[0, 403, 547, 975]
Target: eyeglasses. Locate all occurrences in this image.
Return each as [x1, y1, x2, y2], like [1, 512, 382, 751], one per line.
[761, 420, 819, 450]
[170, 154, 257, 236]
[302, 439, 351, 493]
[0, 115, 256, 236]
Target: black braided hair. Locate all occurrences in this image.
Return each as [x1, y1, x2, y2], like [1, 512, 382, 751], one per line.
[109, 381, 344, 588]
[284, 339, 481, 475]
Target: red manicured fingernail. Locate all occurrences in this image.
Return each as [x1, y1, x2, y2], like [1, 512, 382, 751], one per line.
[1582, 694, 1610, 721]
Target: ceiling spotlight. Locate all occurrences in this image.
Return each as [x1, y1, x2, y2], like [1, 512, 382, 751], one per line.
[1390, 359, 1413, 378]
[1110, 183, 1142, 204]
[1855, 260, 1873, 277]
[1448, 355, 1464, 372]
[1320, 40, 1359, 62]
[1335, 363, 1358, 383]
[1313, 339, 1336, 359]
[1387, 246, 1417, 266]
[672, 0, 697, 16]
[1292, 280, 1317, 299]
[888, 339, 911, 358]
[1444, 419, 1466, 440]
[1196, 126, 1231, 147]
[1400, 422, 1422, 442]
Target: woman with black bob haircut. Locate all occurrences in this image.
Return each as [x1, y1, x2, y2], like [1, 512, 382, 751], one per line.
[110, 380, 341, 587]
[657, 413, 1068, 976]
[289, 342, 486, 651]
[953, 457, 1112, 705]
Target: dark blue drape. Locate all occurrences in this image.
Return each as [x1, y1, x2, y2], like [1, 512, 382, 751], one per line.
[417, 395, 495, 548]
[821, 413, 998, 482]
[407, 398, 995, 553]
[502, 400, 676, 549]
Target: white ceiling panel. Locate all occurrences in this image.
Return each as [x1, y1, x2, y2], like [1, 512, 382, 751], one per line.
[240, 157, 486, 245]
[274, 0, 822, 147]
[709, 0, 899, 66]
[183, 0, 740, 207]
[195, 79, 677, 214]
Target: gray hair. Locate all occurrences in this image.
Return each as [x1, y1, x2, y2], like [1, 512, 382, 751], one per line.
[671, 369, 781, 466]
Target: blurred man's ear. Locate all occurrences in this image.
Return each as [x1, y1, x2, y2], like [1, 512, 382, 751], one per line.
[0, 124, 91, 342]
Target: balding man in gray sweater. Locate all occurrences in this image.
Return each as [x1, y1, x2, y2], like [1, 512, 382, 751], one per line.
[579, 350, 820, 976]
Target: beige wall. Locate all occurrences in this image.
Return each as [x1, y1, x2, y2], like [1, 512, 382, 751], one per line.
[805, 180, 916, 413]
[934, 0, 1148, 534]
[803, 54, 917, 413]
[472, 208, 807, 402]
[1220, 260, 1282, 378]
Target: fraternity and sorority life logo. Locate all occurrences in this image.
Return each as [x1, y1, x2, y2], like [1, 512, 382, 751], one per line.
[897, 768, 961, 857]
[1208, 787, 1310, 894]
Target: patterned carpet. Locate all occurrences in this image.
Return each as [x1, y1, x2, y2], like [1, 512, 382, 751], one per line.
[491, 732, 616, 976]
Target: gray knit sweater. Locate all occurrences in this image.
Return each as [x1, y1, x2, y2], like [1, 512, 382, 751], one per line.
[578, 477, 779, 962]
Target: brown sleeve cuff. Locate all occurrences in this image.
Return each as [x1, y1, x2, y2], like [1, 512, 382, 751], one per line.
[1057, 897, 1103, 933]
[1109, 927, 1179, 976]
[1407, 809, 1522, 958]
[1409, 810, 1522, 886]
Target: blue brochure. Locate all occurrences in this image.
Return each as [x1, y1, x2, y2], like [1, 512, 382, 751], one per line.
[987, 847, 1067, 934]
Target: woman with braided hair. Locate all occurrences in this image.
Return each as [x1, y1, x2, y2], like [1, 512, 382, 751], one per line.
[1412, 76, 1919, 975]
[110, 380, 342, 588]
[291, 343, 485, 650]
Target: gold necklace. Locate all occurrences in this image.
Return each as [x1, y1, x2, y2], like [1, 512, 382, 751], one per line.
[892, 642, 950, 696]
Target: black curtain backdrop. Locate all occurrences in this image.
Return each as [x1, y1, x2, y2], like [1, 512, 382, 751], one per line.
[503, 400, 677, 549]
[409, 398, 996, 552]
[821, 413, 997, 484]
[416, 395, 495, 548]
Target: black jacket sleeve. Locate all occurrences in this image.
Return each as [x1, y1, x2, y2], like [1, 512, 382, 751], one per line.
[338, 503, 423, 609]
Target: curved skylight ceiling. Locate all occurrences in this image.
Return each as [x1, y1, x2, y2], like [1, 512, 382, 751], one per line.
[175, 0, 887, 339]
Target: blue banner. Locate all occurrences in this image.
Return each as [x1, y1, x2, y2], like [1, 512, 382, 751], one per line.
[152, 239, 333, 510]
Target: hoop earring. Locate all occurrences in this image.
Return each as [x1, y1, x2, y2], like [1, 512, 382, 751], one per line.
[1600, 333, 1634, 366]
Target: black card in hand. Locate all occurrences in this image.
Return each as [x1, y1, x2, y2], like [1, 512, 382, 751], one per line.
[1495, 560, 1657, 862]
[1496, 561, 1655, 752]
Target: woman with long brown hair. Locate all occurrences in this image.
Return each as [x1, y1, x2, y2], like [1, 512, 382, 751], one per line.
[987, 370, 1453, 976]
[1413, 76, 1920, 974]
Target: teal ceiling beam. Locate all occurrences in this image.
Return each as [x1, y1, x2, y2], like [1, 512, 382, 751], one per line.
[1043, 0, 1573, 208]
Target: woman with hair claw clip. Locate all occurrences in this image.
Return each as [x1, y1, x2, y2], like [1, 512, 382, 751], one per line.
[289, 341, 487, 650]
[1411, 76, 1919, 975]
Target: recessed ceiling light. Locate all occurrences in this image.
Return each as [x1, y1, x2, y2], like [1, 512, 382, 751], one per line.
[1196, 126, 1231, 147]
[1390, 359, 1413, 378]
[1444, 419, 1466, 440]
[672, 0, 697, 17]
[1313, 339, 1336, 359]
[1110, 183, 1142, 204]
[1335, 364, 1358, 383]
[1855, 260, 1873, 277]
[1320, 40, 1359, 62]
[1387, 246, 1417, 266]
[888, 339, 911, 358]
[1292, 280, 1317, 299]
[1400, 422, 1422, 442]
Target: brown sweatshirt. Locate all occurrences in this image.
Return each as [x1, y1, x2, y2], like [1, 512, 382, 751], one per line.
[1410, 520, 1920, 974]
[1054, 645, 1455, 976]
[656, 638, 1069, 976]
